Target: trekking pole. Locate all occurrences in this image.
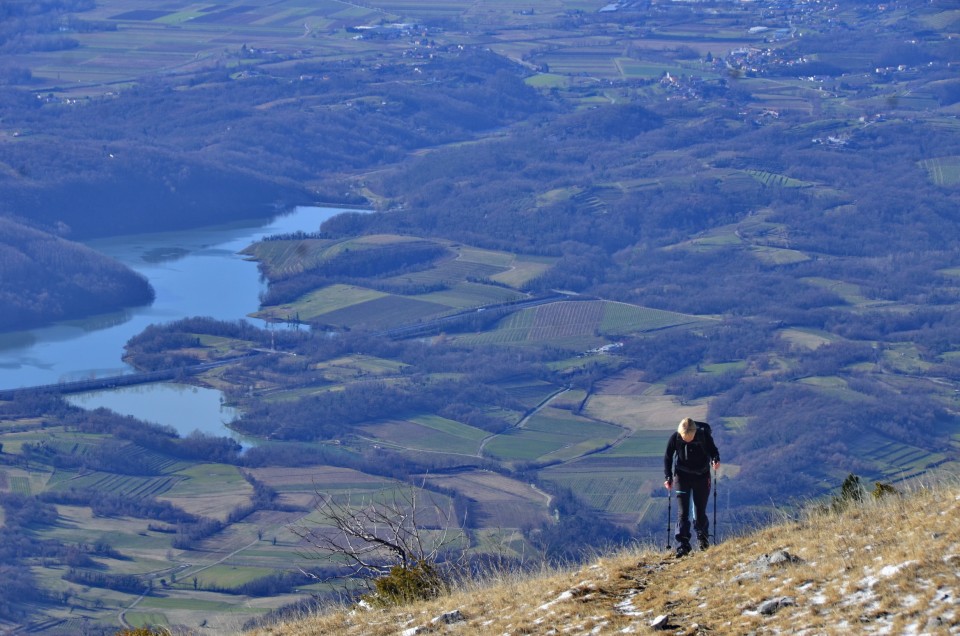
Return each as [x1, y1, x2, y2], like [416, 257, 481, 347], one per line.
[666, 484, 672, 550]
[712, 465, 718, 545]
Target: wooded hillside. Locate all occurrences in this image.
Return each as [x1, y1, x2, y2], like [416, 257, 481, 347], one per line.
[0, 217, 153, 331]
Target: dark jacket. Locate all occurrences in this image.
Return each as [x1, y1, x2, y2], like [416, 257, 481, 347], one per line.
[664, 422, 720, 481]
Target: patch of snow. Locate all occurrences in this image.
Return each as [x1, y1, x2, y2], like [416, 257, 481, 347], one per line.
[880, 560, 916, 577]
[842, 586, 878, 609]
[615, 591, 646, 617]
[538, 589, 574, 610]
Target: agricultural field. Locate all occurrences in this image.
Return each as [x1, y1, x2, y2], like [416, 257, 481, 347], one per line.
[13, 0, 397, 94]
[745, 169, 814, 189]
[497, 380, 565, 411]
[582, 368, 701, 432]
[539, 456, 658, 524]
[158, 464, 253, 520]
[455, 300, 703, 348]
[418, 469, 552, 530]
[481, 406, 625, 465]
[799, 277, 875, 307]
[919, 156, 960, 186]
[359, 415, 488, 456]
[250, 238, 558, 329]
[0, 417, 489, 631]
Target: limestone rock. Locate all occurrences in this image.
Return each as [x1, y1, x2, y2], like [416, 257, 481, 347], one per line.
[756, 596, 796, 615]
[432, 609, 466, 625]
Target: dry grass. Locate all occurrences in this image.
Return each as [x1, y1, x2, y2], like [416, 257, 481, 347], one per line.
[247, 479, 960, 635]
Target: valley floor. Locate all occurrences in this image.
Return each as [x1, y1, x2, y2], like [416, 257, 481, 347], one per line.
[250, 477, 960, 635]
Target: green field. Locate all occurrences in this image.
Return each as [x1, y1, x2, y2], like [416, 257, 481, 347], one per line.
[745, 169, 814, 188]
[314, 294, 453, 329]
[602, 431, 669, 458]
[250, 238, 559, 328]
[254, 284, 385, 322]
[414, 282, 525, 309]
[919, 156, 960, 186]
[497, 380, 564, 410]
[539, 456, 657, 520]
[800, 277, 873, 306]
[47, 471, 179, 499]
[482, 408, 623, 464]
[458, 300, 703, 347]
[361, 415, 487, 455]
[125, 612, 170, 629]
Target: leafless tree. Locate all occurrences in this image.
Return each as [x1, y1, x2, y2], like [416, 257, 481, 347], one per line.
[290, 484, 468, 590]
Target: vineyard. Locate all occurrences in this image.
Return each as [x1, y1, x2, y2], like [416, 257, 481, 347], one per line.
[10, 475, 31, 495]
[48, 471, 180, 499]
[459, 300, 702, 347]
[745, 169, 813, 189]
[919, 156, 960, 186]
[242, 238, 332, 279]
[540, 456, 655, 519]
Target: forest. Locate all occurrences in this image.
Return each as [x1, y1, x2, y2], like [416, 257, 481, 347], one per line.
[0, 217, 153, 331]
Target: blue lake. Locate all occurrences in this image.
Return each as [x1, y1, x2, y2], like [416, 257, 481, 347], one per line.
[0, 206, 354, 437]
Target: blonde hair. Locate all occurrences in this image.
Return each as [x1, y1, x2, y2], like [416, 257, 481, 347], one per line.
[678, 417, 696, 438]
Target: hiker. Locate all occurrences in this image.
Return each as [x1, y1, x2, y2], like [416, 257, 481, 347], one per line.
[664, 417, 720, 557]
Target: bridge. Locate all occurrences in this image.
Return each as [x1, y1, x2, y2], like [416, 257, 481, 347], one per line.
[0, 354, 258, 401]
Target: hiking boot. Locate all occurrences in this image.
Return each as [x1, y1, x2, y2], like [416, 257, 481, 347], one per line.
[698, 534, 709, 551]
[675, 543, 691, 558]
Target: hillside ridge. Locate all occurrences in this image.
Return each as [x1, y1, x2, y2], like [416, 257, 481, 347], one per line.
[249, 479, 960, 635]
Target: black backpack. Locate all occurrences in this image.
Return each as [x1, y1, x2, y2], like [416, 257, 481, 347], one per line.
[672, 421, 714, 473]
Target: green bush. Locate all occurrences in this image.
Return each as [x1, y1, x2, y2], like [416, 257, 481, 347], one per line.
[828, 474, 898, 513]
[114, 628, 170, 636]
[831, 473, 865, 512]
[872, 481, 899, 499]
[364, 560, 445, 607]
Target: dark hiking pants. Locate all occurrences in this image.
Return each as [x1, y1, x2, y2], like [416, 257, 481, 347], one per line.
[675, 470, 710, 546]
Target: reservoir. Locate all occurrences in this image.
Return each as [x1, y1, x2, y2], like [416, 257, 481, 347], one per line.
[66, 383, 242, 441]
[0, 206, 352, 430]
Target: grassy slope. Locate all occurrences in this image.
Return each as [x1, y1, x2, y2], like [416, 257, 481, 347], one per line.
[249, 478, 960, 635]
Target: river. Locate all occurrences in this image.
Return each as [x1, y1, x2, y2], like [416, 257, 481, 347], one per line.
[0, 206, 352, 435]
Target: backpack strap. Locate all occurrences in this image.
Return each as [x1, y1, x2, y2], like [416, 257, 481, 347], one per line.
[694, 421, 715, 460]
